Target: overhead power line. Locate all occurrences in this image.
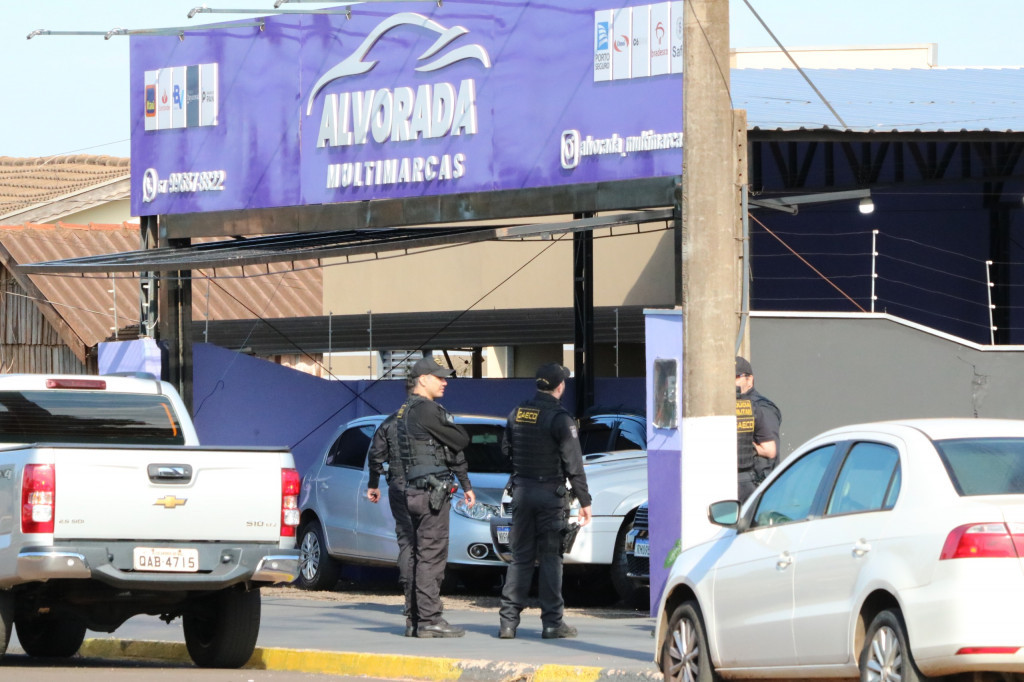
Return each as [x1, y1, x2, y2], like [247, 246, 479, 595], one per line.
[739, 0, 848, 129]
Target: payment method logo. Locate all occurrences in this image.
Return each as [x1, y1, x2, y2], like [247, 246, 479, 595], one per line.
[145, 85, 156, 118]
[614, 35, 629, 52]
[596, 21, 609, 50]
[655, 21, 665, 44]
[144, 63, 218, 132]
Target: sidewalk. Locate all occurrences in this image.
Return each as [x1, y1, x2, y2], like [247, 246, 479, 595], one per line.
[32, 589, 664, 681]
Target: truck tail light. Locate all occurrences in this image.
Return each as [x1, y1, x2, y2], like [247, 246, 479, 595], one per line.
[939, 522, 1024, 560]
[22, 464, 55, 534]
[281, 468, 300, 537]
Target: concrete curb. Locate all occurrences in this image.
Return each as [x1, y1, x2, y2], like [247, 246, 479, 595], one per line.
[78, 639, 663, 681]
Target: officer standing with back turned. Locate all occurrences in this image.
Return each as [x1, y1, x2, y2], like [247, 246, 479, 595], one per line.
[498, 363, 592, 640]
[383, 355, 475, 637]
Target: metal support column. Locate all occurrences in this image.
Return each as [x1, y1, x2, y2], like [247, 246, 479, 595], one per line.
[573, 214, 595, 416]
[159, 238, 193, 413]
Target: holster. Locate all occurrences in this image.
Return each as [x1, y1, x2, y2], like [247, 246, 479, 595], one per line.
[421, 473, 457, 512]
[560, 522, 581, 554]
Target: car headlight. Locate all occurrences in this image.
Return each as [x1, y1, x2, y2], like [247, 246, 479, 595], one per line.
[453, 496, 499, 521]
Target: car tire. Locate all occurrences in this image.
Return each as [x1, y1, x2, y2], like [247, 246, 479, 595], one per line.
[297, 519, 341, 591]
[15, 615, 86, 658]
[0, 591, 11, 657]
[184, 586, 261, 668]
[610, 514, 648, 608]
[661, 601, 717, 682]
[860, 608, 923, 682]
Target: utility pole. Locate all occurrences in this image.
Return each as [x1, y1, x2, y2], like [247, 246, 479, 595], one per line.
[679, 0, 741, 544]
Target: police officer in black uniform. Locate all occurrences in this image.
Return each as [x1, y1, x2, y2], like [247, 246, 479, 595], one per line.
[498, 363, 592, 640]
[369, 356, 474, 638]
[366, 404, 418, 635]
[736, 356, 781, 503]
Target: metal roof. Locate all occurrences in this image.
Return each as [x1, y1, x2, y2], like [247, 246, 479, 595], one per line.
[17, 209, 674, 273]
[734, 67, 1024, 133]
[0, 223, 321, 352]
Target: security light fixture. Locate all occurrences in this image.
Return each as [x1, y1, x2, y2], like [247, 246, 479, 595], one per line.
[749, 189, 873, 215]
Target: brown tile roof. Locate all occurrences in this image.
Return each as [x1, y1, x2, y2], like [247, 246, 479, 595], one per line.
[0, 156, 131, 221]
[0, 222, 322, 362]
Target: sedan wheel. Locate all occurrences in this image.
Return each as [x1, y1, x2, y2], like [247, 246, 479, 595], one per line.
[296, 519, 340, 591]
[860, 608, 922, 682]
[661, 601, 715, 682]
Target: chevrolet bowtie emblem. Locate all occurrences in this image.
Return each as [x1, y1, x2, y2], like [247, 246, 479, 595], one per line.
[154, 495, 187, 509]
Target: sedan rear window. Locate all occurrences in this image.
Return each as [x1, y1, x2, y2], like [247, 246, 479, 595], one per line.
[936, 438, 1024, 496]
[0, 390, 185, 446]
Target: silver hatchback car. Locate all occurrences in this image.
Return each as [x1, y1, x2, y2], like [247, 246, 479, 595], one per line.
[296, 413, 509, 591]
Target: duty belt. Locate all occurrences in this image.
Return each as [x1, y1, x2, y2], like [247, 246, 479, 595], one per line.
[411, 473, 453, 489]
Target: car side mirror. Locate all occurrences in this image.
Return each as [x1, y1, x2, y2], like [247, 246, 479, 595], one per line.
[708, 500, 740, 527]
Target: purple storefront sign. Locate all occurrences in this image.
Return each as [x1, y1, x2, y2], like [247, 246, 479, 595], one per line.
[130, 1, 684, 216]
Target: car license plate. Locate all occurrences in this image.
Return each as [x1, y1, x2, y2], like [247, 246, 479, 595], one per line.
[133, 547, 199, 572]
[634, 539, 650, 558]
[497, 526, 510, 544]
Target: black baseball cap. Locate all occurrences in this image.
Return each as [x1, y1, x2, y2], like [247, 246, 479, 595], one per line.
[411, 356, 455, 378]
[536, 363, 571, 390]
[735, 356, 753, 376]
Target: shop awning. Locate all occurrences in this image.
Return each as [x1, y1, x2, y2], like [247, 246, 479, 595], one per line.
[17, 208, 674, 274]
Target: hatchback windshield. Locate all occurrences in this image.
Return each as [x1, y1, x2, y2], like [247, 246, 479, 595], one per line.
[935, 437, 1024, 495]
[0, 390, 185, 445]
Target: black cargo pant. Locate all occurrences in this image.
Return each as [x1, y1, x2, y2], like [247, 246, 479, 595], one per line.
[388, 480, 416, 627]
[499, 481, 569, 629]
[738, 455, 773, 504]
[405, 487, 452, 626]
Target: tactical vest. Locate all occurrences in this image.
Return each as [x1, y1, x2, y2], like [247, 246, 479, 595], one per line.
[396, 399, 448, 483]
[510, 398, 569, 480]
[736, 393, 755, 471]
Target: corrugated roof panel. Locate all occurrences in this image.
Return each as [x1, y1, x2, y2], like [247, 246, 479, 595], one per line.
[0, 223, 321, 350]
[733, 67, 1024, 133]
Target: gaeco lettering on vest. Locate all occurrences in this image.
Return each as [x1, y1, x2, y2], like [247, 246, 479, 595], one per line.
[515, 407, 540, 425]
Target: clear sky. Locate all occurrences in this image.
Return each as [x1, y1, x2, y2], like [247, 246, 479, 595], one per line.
[2, 0, 1022, 159]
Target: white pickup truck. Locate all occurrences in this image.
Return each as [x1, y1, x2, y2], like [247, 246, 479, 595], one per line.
[0, 374, 300, 668]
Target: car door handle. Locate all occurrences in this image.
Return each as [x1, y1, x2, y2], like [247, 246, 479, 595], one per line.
[776, 552, 793, 570]
[853, 539, 871, 557]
